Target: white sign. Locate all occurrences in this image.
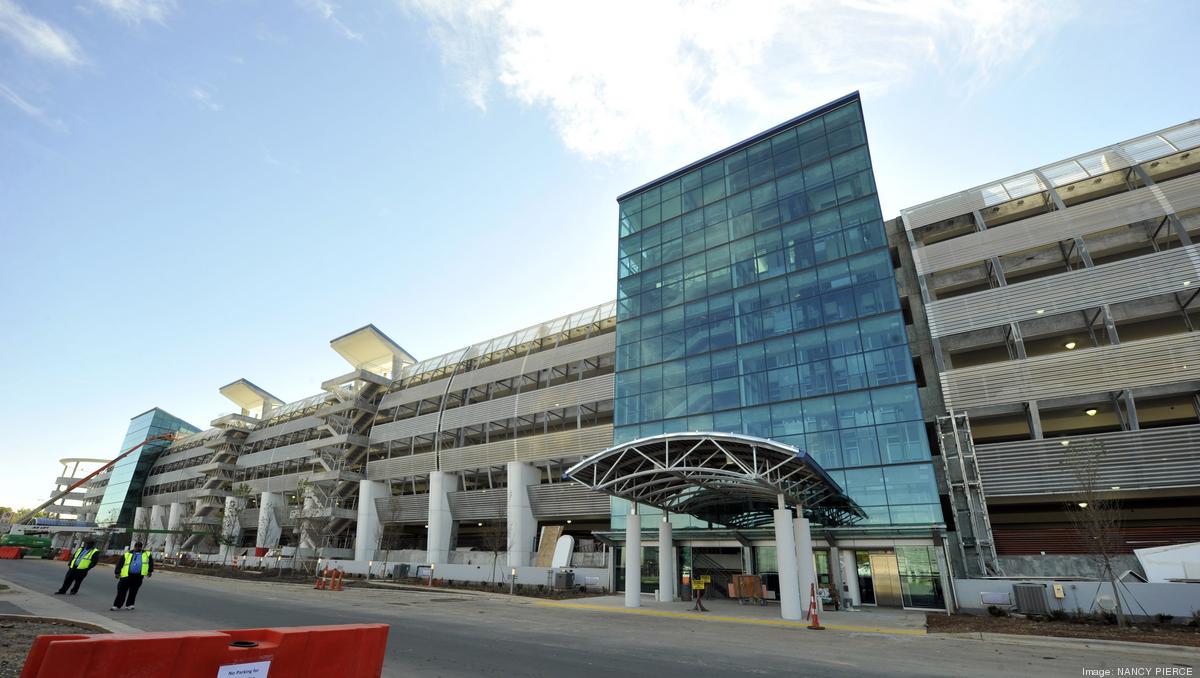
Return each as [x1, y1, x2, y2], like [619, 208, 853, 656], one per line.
[216, 660, 271, 677]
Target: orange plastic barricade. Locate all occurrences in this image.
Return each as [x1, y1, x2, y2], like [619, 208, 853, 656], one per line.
[21, 624, 389, 678]
[57, 549, 71, 561]
[0, 546, 23, 559]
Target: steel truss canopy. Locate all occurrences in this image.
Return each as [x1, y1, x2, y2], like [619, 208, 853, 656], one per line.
[565, 432, 865, 528]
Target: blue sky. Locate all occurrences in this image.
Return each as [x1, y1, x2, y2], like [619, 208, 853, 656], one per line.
[2, 0, 1197, 509]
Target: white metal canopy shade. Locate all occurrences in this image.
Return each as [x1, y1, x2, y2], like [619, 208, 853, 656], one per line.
[564, 432, 865, 528]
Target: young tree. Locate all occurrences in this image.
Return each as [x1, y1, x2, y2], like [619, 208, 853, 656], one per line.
[479, 521, 507, 588]
[1063, 439, 1129, 628]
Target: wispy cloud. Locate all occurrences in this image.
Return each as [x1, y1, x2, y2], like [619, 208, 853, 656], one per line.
[91, 0, 174, 25]
[0, 0, 84, 66]
[0, 81, 67, 131]
[188, 85, 221, 112]
[300, 0, 363, 41]
[261, 144, 300, 174]
[403, 0, 1075, 160]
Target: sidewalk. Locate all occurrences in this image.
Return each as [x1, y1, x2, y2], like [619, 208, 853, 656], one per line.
[0, 576, 138, 633]
[534, 594, 928, 635]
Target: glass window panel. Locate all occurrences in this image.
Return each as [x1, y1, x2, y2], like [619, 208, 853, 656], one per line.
[703, 179, 727, 204]
[661, 236, 683, 263]
[737, 341, 766, 374]
[726, 168, 750, 195]
[793, 328, 827, 363]
[824, 321, 861, 357]
[813, 232, 846, 264]
[704, 201, 727, 227]
[683, 274, 707, 303]
[827, 121, 866, 155]
[754, 229, 783, 256]
[779, 193, 810, 223]
[710, 347, 738, 379]
[871, 384, 921, 424]
[662, 417, 688, 434]
[730, 235, 756, 264]
[799, 360, 832, 397]
[687, 413, 713, 431]
[749, 159, 774, 186]
[661, 359, 686, 389]
[732, 259, 758, 288]
[836, 170, 876, 204]
[752, 204, 781, 230]
[711, 377, 740, 411]
[685, 381, 712, 416]
[737, 312, 763, 343]
[639, 390, 662, 421]
[661, 178, 681, 200]
[764, 336, 797, 369]
[701, 161, 724, 183]
[705, 243, 731, 270]
[884, 464, 938, 505]
[800, 134, 829, 166]
[770, 400, 805, 437]
[713, 409, 742, 434]
[821, 288, 857, 323]
[805, 430, 842, 468]
[767, 365, 801, 402]
[741, 404, 772, 437]
[864, 346, 914, 387]
[682, 187, 704, 214]
[818, 260, 852, 291]
[843, 221, 887, 256]
[761, 303, 793, 338]
[708, 265, 732, 294]
[685, 354, 711, 385]
[724, 149, 748, 173]
[777, 170, 804, 199]
[787, 270, 819, 301]
[830, 353, 868, 392]
[810, 209, 841, 238]
[839, 196, 883, 227]
[802, 395, 837, 432]
[642, 201, 661, 226]
[877, 421, 929, 464]
[684, 299, 710, 328]
[661, 195, 682, 220]
[835, 391, 875, 428]
[840, 426, 881, 466]
[681, 169, 702, 191]
[831, 146, 871, 178]
[855, 279, 901, 317]
[726, 190, 752, 218]
[843, 467, 888, 506]
[790, 297, 822, 330]
[640, 363, 663, 392]
[709, 318, 736, 350]
[803, 159, 833, 188]
[822, 102, 860, 131]
[750, 181, 777, 208]
[859, 313, 906, 350]
[774, 146, 802, 175]
[662, 330, 685, 360]
[756, 250, 786, 280]
[662, 386, 688, 419]
[808, 184, 839, 213]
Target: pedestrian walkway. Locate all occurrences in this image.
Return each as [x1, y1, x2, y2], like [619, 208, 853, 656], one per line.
[535, 594, 929, 635]
[0, 576, 139, 633]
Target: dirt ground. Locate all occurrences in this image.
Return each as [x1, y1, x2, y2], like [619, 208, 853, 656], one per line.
[0, 617, 108, 678]
[926, 612, 1200, 648]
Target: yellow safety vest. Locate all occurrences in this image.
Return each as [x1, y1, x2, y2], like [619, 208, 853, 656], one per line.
[69, 547, 96, 569]
[119, 551, 151, 578]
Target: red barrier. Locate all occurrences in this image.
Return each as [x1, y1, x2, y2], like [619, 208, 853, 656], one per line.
[255, 547, 268, 557]
[22, 624, 389, 678]
[57, 549, 71, 561]
[0, 546, 23, 559]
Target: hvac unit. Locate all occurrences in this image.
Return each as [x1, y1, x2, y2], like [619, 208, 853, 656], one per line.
[1012, 582, 1050, 615]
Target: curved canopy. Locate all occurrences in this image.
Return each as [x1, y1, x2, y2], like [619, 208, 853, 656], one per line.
[564, 432, 865, 528]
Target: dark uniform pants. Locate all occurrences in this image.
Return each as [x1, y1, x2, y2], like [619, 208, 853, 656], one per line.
[57, 568, 89, 594]
[113, 575, 144, 608]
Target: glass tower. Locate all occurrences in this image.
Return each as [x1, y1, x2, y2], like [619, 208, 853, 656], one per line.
[613, 93, 942, 529]
[95, 408, 198, 528]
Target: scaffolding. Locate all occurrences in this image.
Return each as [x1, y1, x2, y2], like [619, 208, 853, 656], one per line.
[936, 412, 1001, 577]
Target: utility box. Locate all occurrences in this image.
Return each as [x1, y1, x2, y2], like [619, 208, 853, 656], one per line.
[550, 570, 575, 590]
[1013, 582, 1050, 615]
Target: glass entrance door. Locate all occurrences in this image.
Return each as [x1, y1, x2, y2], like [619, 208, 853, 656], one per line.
[868, 553, 903, 606]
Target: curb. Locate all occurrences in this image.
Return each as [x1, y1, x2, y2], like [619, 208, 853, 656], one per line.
[532, 600, 927, 636]
[0, 613, 113, 634]
[940, 631, 1200, 659]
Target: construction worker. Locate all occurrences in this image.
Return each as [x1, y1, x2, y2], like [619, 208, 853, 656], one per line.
[111, 541, 153, 611]
[54, 540, 98, 595]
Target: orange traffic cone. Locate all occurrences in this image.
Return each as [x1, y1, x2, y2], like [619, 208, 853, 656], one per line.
[314, 567, 328, 590]
[332, 569, 344, 591]
[807, 582, 825, 630]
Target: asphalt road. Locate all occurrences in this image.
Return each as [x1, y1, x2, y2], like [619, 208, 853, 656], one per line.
[2, 559, 1194, 677]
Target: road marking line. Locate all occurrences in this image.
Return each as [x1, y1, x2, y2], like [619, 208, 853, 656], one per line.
[532, 601, 927, 635]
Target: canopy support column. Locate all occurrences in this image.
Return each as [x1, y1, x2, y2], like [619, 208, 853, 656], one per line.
[658, 516, 674, 602]
[774, 499, 802, 620]
[625, 506, 641, 608]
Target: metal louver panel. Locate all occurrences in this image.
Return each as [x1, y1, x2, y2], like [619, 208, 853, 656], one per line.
[976, 425, 1200, 497]
[369, 412, 441, 444]
[366, 451, 438, 480]
[913, 173, 1200, 275]
[528, 483, 611, 518]
[438, 425, 614, 474]
[436, 374, 615, 434]
[143, 469, 203, 488]
[375, 494, 429, 524]
[446, 488, 507, 520]
[941, 332, 1200, 410]
[243, 472, 305, 493]
[378, 379, 452, 410]
[245, 415, 324, 443]
[926, 246, 1200, 337]
[237, 441, 315, 468]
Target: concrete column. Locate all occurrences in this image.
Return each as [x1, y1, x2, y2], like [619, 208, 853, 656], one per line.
[829, 545, 842, 606]
[220, 495, 246, 559]
[624, 507, 641, 608]
[257, 492, 283, 548]
[427, 471, 458, 564]
[794, 515, 815, 613]
[840, 549, 861, 607]
[147, 505, 168, 551]
[165, 502, 186, 555]
[657, 518, 674, 602]
[505, 461, 539, 568]
[299, 493, 319, 551]
[133, 507, 149, 545]
[774, 508, 802, 620]
[355, 479, 386, 561]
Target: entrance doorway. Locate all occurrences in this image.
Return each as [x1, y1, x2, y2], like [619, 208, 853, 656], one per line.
[867, 553, 903, 607]
[682, 546, 742, 599]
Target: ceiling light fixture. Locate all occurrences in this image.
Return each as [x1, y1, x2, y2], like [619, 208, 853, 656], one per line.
[477, 522, 484, 526]
[1060, 440, 1071, 447]
[1035, 309, 1045, 315]
[566, 519, 573, 524]
[1111, 486, 1121, 490]
[1064, 341, 1077, 350]
[1085, 408, 1098, 416]
[1078, 502, 1088, 508]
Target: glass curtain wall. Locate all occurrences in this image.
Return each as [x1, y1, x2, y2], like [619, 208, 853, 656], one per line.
[96, 408, 199, 527]
[613, 95, 942, 528]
